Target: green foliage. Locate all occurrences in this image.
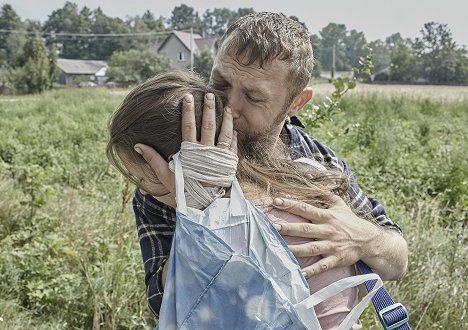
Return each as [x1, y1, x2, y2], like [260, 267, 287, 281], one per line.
[2, 66, 26, 93]
[316, 23, 368, 72]
[193, 47, 214, 82]
[389, 42, 417, 81]
[1, 84, 467, 329]
[0, 4, 26, 67]
[202, 7, 255, 36]
[42, 2, 92, 59]
[42, 2, 149, 61]
[301, 92, 467, 329]
[0, 88, 153, 328]
[85, 7, 133, 60]
[169, 4, 204, 34]
[413, 22, 468, 84]
[107, 49, 173, 84]
[20, 34, 52, 93]
[301, 48, 374, 128]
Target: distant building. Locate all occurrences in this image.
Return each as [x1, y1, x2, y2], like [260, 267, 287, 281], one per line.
[154, 31, 217, 69]
[320, 71, 354, 80]
[56, 59, 107, 86]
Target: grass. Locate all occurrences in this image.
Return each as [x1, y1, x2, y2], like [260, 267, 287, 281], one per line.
[301, 90, 468, 329]
[0, 85, 467, 329]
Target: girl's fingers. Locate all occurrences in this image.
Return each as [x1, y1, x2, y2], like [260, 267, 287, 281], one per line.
[216, 106, 234, 150]
[200, 93, 216, 146]
[181, 93, 197, 142]
[229, 130, 238, 154]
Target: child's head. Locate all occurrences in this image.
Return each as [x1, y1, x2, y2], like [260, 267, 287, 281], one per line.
[107, 71, 351, 211]
[107, 71, 225, 195]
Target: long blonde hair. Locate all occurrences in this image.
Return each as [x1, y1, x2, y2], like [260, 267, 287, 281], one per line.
[107, 71, 349, 209]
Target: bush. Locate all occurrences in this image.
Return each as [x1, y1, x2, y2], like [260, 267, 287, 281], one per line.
[107, 49, 173, 84]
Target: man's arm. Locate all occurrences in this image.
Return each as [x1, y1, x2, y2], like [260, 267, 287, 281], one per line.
[133, 188, 176, 318]
[276, 123, 408, 280]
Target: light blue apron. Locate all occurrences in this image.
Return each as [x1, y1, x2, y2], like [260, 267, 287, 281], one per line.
[158, 152, 383, 329]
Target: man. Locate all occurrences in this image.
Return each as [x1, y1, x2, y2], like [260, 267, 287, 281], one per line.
[133, 12, 408, 319]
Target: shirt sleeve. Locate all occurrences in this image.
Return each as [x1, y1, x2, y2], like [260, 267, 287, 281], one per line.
[292, 127, 403, 235]
[133, 188, 176, 318]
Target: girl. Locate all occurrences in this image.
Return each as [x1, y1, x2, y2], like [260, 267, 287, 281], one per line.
[107, 71, 365, 329]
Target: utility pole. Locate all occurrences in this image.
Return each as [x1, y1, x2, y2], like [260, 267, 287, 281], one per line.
[331, 44, 336, 79]
[190, 27, 194, 72]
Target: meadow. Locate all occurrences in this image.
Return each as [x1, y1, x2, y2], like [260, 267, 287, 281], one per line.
[0, 84, 466, 329]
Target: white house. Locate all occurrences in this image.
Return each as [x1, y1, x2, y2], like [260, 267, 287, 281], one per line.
[56, 59, 107, 86]
[155, 31, 217, 69]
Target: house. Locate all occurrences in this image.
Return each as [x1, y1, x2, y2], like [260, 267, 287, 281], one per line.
[56, 59, 107, 86]
[155, 31, 217, 69]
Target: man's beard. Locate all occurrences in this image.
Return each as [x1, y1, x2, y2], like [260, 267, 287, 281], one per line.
[235, 108, 289, 162]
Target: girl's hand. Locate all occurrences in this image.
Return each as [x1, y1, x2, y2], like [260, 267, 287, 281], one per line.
[134, 93, 237, 208]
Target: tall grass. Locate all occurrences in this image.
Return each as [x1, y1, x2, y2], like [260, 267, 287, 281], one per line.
[302, 93, 467, 329]
[0, 87, 466, 329]
[0, 89, 153, 329]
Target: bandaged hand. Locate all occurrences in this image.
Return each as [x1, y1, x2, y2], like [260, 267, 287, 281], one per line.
[135, 93, 238, 209]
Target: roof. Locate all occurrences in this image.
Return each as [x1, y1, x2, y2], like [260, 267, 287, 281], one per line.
[157, 31, 217, 53]
[195, 37, 217, 51]
[57, 58, 107, 75]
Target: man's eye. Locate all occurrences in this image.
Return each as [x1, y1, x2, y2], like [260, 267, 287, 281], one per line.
[246, 94, 261, 103]
[212, 80, 229, 90]
[214, 84, 228, 91]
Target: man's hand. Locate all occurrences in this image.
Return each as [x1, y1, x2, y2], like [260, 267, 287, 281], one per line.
[134, 93, 237, 208]
[272, 195, 408, 280]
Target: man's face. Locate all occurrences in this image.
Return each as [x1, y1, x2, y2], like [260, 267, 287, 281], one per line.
[210, 47, 292, 147]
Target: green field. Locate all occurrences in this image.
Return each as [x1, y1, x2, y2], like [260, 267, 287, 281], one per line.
[0, 85, 467, 329]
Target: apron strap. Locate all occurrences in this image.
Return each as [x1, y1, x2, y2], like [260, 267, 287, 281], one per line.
[294, 273, 383, 330]
[173, 152, 188, 215]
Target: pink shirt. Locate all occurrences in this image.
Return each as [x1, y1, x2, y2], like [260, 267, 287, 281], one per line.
[253, 200, 361, 330]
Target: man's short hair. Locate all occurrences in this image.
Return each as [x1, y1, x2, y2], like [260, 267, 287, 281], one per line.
[219, 12, 314, 107]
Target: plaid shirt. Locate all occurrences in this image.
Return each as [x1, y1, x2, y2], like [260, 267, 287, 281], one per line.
[132, 117, 402, 318]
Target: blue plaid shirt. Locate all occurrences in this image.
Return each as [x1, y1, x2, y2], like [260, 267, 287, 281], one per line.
[132, 117, 402, 318]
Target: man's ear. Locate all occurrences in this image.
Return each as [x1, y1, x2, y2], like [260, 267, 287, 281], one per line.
[287, 87, 313, 117]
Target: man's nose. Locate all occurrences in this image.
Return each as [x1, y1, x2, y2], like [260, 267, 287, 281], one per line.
[227, 92, 241, 119]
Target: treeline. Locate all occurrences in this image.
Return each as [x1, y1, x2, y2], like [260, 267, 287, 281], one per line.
[313, 22, 468, 84]
[0, 2, 254, 63]
[1, 2, 468, 94]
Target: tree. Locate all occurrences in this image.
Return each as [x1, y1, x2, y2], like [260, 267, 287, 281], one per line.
[317, 23, 348, 72]
[127, 11, 168, 51]
[0, 4, 26, 67]
[310, 34, 322, 78]
[42, 2, 91, 59]
[169, 5, 203, 34]
[344, 29, 367, 68]
[140, 10, 165, 32]
[21, 34, 52, 93]
[86, 7, 132, 60]
[367, 39, 390, 73]
[385, 33, 404, 48]
[194, 47, 214, 81]
[389, 42, 417, 82]
[202, 7, 255, 37]
[453, 49, 468, 83]
[107, 49, 173, 84]
[413, 22, 463, 83]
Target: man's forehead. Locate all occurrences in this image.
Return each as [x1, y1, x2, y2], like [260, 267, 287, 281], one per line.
[213, 67, 272, 95]
[213, 53, 288, 90]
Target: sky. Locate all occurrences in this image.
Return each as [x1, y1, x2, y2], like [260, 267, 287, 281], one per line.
[5, 0, 468, 47]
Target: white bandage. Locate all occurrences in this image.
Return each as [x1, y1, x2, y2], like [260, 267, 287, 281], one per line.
[169, 141, 238, 209]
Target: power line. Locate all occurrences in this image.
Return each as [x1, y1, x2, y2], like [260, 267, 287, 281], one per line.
[0, 29, 171, 38]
